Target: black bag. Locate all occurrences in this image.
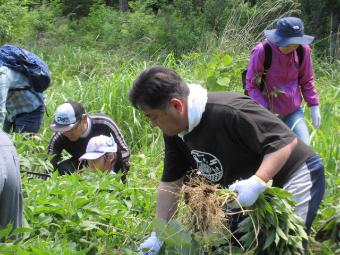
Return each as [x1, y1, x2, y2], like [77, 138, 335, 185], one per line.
[242, 42, 303, 95]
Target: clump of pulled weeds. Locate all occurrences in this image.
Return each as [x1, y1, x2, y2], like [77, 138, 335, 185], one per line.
[174, 177, 307, 255]
[179, 176, 244, 252]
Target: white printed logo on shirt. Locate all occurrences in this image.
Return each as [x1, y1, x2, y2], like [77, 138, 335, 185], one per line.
[191, 150, 223, 182]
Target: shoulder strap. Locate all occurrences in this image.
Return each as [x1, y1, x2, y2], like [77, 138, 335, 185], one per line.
[258, 42, 272, 92]
[263, 42, 272, 71]
[296, 45, 304, 66]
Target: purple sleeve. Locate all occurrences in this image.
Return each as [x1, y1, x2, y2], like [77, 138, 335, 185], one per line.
[245, 44, 269, 109]
[299, 46, 319, 106]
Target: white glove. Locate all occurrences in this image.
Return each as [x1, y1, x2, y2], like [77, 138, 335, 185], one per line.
[139, 231, 163, 255]
[310, 105, 321, 129]
[229, 175, 267, 207]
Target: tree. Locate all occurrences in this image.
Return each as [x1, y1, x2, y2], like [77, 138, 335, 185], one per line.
[119, 0, 128, 12]
[299, 0, 340, 58]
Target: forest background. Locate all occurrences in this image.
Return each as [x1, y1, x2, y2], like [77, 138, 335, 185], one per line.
[0, 0, 339, 254]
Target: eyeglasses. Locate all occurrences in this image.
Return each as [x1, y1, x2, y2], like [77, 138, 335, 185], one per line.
[62, 120, 82, 134]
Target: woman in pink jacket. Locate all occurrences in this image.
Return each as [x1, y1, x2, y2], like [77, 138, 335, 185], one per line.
[245, 17, 321, 145]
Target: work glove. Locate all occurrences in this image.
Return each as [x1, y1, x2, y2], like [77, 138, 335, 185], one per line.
[139, 231, 163, 255]
[229, 175, 267, 207]
[310, 105, 321, 129]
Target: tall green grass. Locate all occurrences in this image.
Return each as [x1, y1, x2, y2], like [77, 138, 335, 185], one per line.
[0, 0, 340, 255]
[3, 46, 337, 254]
[1, 1, 338, 251]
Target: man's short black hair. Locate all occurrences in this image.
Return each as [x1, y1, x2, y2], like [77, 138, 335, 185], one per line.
[129, 66, 190, 109]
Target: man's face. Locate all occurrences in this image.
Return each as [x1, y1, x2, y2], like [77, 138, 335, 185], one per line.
[142, 99, 188, 136]
[87, 154, 115, 172]
[62, 116, 87, 141]
[278, 44, 299, 54]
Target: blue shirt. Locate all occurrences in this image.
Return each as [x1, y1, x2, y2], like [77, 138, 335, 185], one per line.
[0, 66, 44, 125]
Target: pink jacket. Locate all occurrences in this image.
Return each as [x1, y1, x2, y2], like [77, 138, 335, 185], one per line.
[245, 39, 319, 116]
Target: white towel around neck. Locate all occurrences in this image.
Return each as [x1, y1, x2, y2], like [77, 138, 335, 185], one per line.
[178, 84, 207, 139]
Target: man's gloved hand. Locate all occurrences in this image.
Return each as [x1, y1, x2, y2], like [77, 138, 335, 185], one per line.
[229, 175, 267, 207]
[310, 105, 321, 129]
[139, 231, 163, 255]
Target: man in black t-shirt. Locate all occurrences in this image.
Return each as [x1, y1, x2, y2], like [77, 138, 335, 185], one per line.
[129, 67, 325, 255]
[47, 101, 130, 180]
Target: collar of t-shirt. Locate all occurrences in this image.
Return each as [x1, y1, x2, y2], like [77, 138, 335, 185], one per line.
[80, 116, 92, 138]
[178, 84, 207, 140]
[110, 158, 116, 173]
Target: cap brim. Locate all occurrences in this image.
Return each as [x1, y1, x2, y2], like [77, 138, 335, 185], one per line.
[79, 152, 105, 160]
[50, 122, 77, 132]
[264, 29, 314, 47]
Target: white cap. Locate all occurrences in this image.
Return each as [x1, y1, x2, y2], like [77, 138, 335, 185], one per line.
[50, 102, 85, 132]
[79, 135, 117, 160]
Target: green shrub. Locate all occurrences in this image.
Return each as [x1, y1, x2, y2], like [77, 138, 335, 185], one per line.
[0, 0, 26, 44]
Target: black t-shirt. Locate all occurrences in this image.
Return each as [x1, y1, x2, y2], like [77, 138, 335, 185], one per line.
[162, 92, 315, 187]
[47, 113, 130, 173]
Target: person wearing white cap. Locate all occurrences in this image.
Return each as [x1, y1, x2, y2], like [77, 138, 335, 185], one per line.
[79, 135, 119, 173]
[245, 17, 321, 145]
[47, 101, 130, 180]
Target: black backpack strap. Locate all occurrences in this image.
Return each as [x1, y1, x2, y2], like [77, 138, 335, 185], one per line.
[243, 42, 272, 94]
[296, 45, 304, 66]
[259, 42, 272, 91]
[263, 42, 272, 71]
[8, 87, 30, 92]
[296, 45, 304, 81]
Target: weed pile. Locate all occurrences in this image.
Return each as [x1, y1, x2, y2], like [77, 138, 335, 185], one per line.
[173, 178, 308, 254]
[182, 178, 236, 234]
[177, 177, 242, 253]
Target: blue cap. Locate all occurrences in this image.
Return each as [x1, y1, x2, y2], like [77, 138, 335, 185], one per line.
[264, 17, 314, 47]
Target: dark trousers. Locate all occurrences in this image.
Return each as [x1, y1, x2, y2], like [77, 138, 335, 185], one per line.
[57, 158, 80, 175]
[3, 105, 45, 133]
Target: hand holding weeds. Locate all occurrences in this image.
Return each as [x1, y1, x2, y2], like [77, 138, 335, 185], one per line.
[229, 175, 267, 207]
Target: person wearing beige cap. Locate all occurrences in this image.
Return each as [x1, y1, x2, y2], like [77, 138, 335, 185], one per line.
[79, 135, 118, 173]
[47, 101, 130, 179]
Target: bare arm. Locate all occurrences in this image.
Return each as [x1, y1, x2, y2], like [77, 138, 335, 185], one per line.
[256, 138, 298, 182]
[156, 177, 184, 222]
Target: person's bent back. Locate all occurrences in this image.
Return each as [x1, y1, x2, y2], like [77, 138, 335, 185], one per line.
[0, 131, 23, 234]
[0, 45, 50, 133]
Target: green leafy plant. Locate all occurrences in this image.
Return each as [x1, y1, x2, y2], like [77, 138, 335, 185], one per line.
[237, 188, 307, 255]
[315, 205, 340, 249]
[153, 186, 307, 255]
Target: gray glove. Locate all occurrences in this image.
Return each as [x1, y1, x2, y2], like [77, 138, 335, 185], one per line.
[310, 105, 321, 128]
